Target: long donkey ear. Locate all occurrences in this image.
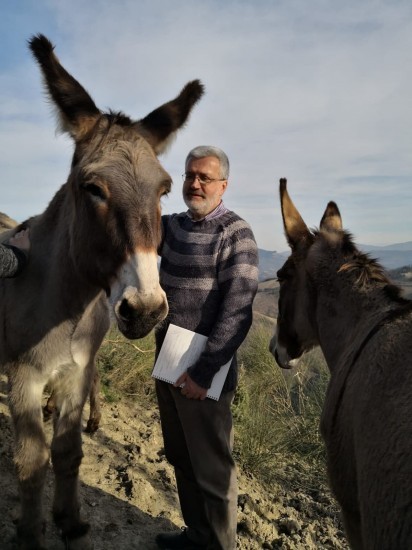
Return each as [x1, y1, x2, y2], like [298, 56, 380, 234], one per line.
[320, 201, 343, 232]
[137, 80, 204, 154]
[279, 178, 311, 248]
[29, 34, 101, 141]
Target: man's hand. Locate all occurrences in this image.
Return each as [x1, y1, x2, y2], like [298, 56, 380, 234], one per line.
[175, 372, 207, 400]
[9, 229, 30, 252]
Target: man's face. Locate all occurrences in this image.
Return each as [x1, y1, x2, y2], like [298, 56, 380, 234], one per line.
[183, 156, 227, 220]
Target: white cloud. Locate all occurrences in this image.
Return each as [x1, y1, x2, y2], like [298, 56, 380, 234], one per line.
[1, 0, 411, 250]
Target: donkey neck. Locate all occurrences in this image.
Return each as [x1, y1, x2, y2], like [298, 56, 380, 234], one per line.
[31, 185, 104, 309]
[314, 273, 399, 372]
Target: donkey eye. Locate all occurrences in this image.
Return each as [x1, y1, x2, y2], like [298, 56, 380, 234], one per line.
[161, 179, 172, 197]
[83, 183, 107, 201]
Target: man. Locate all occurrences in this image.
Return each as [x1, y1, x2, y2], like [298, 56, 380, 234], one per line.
[155, 146, 259, 549]
[0, 229, 30, 278]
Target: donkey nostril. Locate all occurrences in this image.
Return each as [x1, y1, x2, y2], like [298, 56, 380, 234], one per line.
[119, 299, 134, 321]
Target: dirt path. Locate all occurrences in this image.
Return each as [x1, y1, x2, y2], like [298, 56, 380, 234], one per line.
[0, 378, 349, 549]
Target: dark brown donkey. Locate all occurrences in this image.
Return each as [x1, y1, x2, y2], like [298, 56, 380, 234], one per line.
[0, 34, 203, 550]
[270, 179, 412, 549]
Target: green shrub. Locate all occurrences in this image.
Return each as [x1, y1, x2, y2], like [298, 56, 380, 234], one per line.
[235, 321, 330, 486]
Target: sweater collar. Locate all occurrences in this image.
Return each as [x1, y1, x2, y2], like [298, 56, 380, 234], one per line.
[186, 201, 229, 223]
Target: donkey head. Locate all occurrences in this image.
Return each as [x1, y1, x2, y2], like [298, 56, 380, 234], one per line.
[29, 34, 204, 339]
[0, 212, 18, 233]
[270, 178, 343, 368]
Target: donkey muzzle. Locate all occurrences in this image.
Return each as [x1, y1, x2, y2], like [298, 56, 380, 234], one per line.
[116, 294, 168, 339]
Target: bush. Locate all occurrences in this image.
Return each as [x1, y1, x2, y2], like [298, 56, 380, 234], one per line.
[235, 321, 330, 486]
[96, 319, 331, 489]
[96, 326, 156, 403]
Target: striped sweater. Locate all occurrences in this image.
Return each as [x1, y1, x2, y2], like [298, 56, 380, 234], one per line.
[156, 209, 259, 393]
[0, 243, 27, 278]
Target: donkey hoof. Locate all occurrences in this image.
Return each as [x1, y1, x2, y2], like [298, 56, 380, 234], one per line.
[60, 521, 92, 549]
[16, 520, 47, 549]
[64, 537, 94, 550]
[84, 418, 100, 433]
[64, 531, 94, 550]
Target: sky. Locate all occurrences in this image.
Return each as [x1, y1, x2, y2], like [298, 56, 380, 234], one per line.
[0, 0, 411, 252]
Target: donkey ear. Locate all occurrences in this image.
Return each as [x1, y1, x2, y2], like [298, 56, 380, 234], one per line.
[137, 80, 204, 154]
[29, 34, 100, 141]
[279, 178, 311, 249]
[320, 201, 343, 232]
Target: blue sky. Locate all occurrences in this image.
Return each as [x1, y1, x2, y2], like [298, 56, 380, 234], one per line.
[1, 0, 411, 251]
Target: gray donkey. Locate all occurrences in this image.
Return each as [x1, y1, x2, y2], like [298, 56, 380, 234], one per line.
[0, 212, 18, 232]
[0, 213, 100, 431]
[0, 34, 203, 549]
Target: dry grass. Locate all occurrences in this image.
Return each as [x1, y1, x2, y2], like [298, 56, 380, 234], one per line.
[234, 321, 330, 487]
[96, 326, 156, 403]
[96, 320, 330, 489]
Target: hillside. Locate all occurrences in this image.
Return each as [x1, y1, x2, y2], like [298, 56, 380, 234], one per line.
[0, 372, 348, 549]
[0, 300, 349, 549]
[258, 250, 288, 282]
[253, 279, 279, 318]
[258, 242, 412, 281]
[255, 266, 412, 306]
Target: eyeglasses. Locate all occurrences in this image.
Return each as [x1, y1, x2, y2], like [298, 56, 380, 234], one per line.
[182, 172, 226, 185]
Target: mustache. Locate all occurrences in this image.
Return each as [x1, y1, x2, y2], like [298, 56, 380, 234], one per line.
[186, 191, 205, 198]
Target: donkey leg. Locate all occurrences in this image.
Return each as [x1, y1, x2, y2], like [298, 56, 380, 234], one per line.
[85, 364, 101, 433]
[43, 390, 57, 421]
[8, 377, 49, 550]
[51, 372, 91, 548]
[341, 508, 363, 550]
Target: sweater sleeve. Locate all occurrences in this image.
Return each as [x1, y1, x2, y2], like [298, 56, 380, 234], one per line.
[187, 222, 259, 389]
[0, 243, 28, 278]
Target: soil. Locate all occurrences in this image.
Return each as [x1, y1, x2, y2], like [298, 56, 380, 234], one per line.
[0, 375, 350, 550]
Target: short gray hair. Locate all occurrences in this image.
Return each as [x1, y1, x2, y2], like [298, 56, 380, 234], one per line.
[185, 145, 230, 179]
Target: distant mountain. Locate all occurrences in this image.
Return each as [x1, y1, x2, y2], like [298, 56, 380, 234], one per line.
[258, 241, 412, 281]
[358, 241, 412, 270]
[360, 241, 412, 252]
[258, 249, 289, 281]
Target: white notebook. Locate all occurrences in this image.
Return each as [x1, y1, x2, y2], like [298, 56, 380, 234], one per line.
[152, 324, 231, 401]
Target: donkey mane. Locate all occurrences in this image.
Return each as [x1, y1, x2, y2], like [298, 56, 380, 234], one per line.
[315, 229, 406, 302]
[105, 110, 133, 126]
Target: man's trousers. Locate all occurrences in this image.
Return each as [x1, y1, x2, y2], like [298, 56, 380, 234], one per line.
[156, 380, 237, 549]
